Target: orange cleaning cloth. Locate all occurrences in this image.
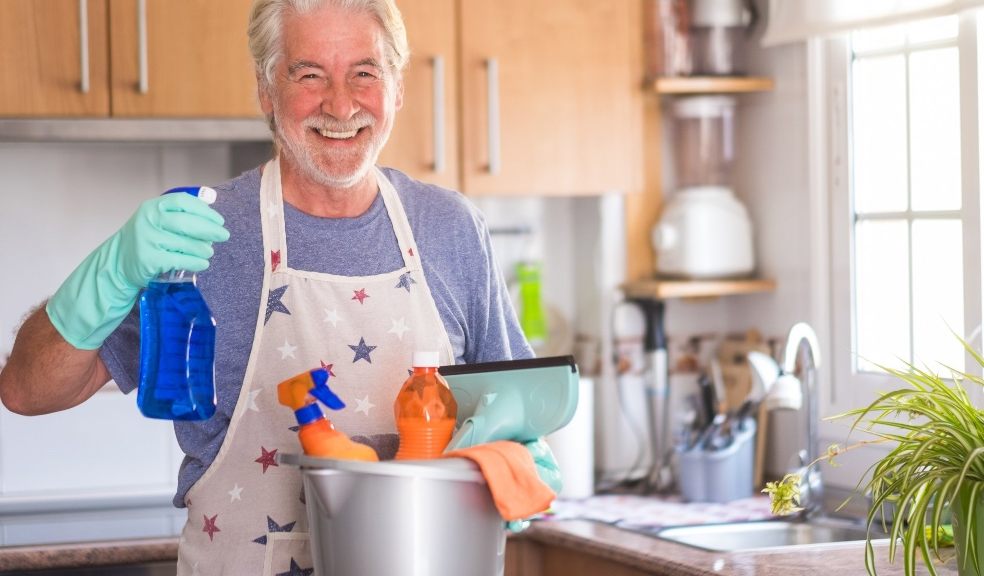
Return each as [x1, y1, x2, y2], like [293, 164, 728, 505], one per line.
[444, 440, 556, 521]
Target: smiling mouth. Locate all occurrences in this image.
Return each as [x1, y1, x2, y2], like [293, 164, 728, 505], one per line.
[315, 127, 362, 140]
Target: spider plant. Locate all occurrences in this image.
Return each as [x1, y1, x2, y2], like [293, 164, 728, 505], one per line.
[839, 337, 984, 576]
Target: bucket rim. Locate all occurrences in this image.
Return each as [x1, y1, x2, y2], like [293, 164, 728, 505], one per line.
[280, 453, 487, 483]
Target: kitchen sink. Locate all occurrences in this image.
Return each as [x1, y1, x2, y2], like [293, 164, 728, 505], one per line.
[655, 517, 891, 552]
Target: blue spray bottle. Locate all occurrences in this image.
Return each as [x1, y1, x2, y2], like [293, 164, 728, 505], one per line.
[137, 186, 218, 421]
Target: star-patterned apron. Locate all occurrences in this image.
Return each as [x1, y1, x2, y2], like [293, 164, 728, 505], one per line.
[176, 156, 455, 576]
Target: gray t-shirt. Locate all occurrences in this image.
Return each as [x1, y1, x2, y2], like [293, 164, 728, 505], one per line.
[99, 166, 533, 507]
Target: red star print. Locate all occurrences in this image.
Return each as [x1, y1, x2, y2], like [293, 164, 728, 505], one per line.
[352, 288, 369, 304]
[271, 250, 281, 272]
[408, 248, 414, 257]
[255, 446, 279, 473]
[320, 361, 336, 377]
[203, 514, 220, 541]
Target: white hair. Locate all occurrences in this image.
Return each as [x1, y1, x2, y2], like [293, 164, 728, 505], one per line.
[248, 0, 410, 87]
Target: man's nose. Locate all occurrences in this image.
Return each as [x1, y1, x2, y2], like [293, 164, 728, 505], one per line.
[321, 81, 359, 120]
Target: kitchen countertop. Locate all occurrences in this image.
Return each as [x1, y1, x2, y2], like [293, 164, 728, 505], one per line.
[0, 522, 959, 575]
[0, 538, 177, 572]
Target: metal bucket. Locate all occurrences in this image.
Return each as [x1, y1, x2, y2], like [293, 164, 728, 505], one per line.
[281, 454, 505, 576]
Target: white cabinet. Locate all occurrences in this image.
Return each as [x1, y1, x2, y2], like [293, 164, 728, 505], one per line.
[0, 386, 184, 545]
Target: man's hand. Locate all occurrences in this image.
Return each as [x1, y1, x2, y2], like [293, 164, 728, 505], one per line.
[47, 192, 229, 350]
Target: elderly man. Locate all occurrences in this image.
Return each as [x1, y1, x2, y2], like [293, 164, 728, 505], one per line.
[0, 0, 558, 573]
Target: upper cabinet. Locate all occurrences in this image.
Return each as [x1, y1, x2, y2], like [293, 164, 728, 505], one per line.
[378, 0, 459, 191]
[0, 0, 111, 116]
[108, 0, 258, 117]
[0, 0, 258, 118]
[383, 0, 644, 196]
[0, 0, 643, 197]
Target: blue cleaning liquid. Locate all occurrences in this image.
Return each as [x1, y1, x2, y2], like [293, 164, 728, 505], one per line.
[138, 277, 216, 420]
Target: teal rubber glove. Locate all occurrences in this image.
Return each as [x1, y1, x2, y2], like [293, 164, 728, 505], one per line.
[505, 438, 563, 533]
[47, 192, 230, 350]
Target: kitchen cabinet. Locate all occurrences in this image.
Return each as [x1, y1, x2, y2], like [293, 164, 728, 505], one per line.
[0, 0, 258, 118]
[506, 538, 655, 576]
[382, 0, 644, 196]
[0, 1, 111, 116]
[378, 0, 459, 191]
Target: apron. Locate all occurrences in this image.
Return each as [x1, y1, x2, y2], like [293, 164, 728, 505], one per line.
[176, 157, 455, 576]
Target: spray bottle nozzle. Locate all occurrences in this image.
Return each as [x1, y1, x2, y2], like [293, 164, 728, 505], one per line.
[277, 367, 345, 412]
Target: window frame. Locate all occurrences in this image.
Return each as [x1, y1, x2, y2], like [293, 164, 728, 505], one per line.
[818, 11, 984, 485]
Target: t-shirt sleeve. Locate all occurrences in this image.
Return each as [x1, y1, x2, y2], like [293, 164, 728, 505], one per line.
[465, 210, 535, 364]
[99, 305, 140, 394]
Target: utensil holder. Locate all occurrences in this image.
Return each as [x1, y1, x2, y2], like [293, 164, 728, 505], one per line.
[677, 418, 756, 503]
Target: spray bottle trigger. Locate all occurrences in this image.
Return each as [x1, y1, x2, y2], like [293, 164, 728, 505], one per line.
[308, 368, 345, 411]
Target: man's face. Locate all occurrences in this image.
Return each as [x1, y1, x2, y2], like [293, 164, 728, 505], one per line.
[260, 5, 403, 190]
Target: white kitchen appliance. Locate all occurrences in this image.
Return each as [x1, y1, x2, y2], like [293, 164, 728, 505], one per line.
[655, 94, 755, 279]
[653, 186, 754, 278]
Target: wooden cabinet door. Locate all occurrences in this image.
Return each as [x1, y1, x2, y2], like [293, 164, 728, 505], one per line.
[0, 0, 110, 116]
[378, 0, 459, 190]
[108, 0, 260, 117]
[459, 0, 643, 196]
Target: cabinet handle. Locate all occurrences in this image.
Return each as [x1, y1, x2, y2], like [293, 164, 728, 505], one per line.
[78, 0, 89, 93]
[432, 55, 445, 173]
[486, 58, 501, 175]
[137, 0, 148, 94]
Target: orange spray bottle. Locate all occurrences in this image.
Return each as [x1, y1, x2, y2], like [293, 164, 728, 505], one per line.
[394, 351, 458, 460]
[277, 367, 378, 461]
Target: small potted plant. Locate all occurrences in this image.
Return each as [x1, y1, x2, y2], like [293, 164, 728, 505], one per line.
[764, 337, 984, 576]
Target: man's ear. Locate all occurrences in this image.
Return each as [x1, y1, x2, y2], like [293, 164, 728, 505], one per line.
[394, 75, 405, 111]
[257, 73, 274, 117]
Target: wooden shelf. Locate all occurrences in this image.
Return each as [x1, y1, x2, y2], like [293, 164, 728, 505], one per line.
[652, 76, 775, 95]
[621, 278, 777, 300]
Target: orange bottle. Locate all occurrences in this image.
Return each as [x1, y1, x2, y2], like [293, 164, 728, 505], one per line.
[277, 367, 378, 462]
[394, 351, 458, 460]
[293, 403, 378, 461]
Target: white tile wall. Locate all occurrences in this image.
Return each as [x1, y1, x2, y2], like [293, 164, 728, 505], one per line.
[0, 142, 232, 544]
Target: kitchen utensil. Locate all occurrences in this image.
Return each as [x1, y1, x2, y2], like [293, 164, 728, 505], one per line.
[442, 355, 579, 450]
[282, 454, 504, 576]
[671, 95, 736, 188]
[747, 350, 779, 489]
[691, 0, 751, 75]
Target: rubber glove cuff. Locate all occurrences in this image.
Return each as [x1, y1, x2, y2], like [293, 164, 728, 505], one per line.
[47, 234, 140, 350]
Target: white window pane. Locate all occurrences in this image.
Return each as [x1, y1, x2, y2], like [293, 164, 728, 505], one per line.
[855, 220, 910, 371]
[906, 15, 958, 45]
[852, 25, 905, 54]
[911, 220, 964, 371]
[910, 47, 961, 211]
[852, 55, 908, 214]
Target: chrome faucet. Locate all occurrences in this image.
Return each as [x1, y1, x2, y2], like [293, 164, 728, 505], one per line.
[764, 322, 823, 515]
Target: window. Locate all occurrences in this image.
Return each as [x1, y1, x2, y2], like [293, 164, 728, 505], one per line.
[828, 11, 984, 416]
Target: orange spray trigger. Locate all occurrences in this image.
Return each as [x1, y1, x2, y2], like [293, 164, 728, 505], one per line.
[277, 368, 344, 411]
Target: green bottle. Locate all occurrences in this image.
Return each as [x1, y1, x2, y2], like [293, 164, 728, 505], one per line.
[516, 261, 548, 345]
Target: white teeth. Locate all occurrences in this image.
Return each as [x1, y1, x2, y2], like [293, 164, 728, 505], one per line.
[317, 128, 358, 139]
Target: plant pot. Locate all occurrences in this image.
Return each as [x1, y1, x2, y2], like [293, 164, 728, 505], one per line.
[952, 482, 984, 576]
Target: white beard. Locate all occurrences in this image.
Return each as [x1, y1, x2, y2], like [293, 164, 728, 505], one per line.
[271, 104, 386, 190]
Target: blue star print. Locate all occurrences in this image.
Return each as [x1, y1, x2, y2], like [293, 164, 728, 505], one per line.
[349, 337, 377, 364]
[252, 516, 296, 545]
[395, 272, 416, 292]
[265, 285, 291, 324]
[276, 558, 314, 576]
